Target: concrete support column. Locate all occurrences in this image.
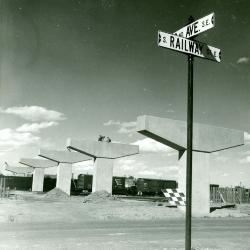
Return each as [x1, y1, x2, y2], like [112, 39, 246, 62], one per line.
[56, 163, 72, 195]
[179, 151, 210, 216]
[20, 158, 58, 193]
[92, 158, 114, 194]
[32, 168, 45, 192]
[137, 115, 244, 217]
[67, 139, 139, 195]
[38, 149, 91, 196]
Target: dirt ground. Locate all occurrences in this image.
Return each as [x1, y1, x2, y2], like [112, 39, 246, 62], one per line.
[0, 191, 250, 250]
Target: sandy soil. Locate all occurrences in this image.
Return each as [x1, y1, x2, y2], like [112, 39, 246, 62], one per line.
[0, 191, 185, 223]
[0, 191, 250, 250]
[1, 190, 249, 223]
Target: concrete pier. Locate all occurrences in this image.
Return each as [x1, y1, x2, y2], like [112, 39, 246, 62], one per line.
[39, 150, 91, 195]
[56, 163, 72, 195]
[32, 168, 45, 192]
[137, 115, 244, 216]
[179, 151, 210, 216]
[20, 158, 58, 192]
[92, 158, 114, 193]
[67, 139, 139, 194]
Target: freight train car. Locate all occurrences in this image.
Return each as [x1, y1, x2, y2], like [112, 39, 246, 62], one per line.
[0, 175, 56, 192]
[75, 175, 127, 195]
[75, 174, 178, 196]
[70, 174, 93, 195]
[43, 176, 56, 192]
[125, 176, 137, 195]
[0, 175, 32, 191]
[112, 176, 126, 195]
[136, 178, 177, 196]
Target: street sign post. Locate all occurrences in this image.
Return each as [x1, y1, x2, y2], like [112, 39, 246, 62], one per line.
[157, 13, 221, 250]
[174, 12, 215, 38]
[158, 31, 221, 62]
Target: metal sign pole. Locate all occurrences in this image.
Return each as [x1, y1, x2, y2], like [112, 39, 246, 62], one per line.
[157, 12, 220, 250]
[185, 15, 194, 250]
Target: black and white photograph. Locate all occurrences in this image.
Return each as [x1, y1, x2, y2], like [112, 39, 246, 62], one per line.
[0, 0, 250, 249]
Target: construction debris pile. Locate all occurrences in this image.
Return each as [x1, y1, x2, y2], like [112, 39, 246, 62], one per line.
[82, 190, 118, 203]
[43, 188, 71, 200]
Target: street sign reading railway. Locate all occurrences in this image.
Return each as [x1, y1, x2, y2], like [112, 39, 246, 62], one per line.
[157, 13, 221, 250]
[158, 31, 221, 62]
[174, 13, 215, 38]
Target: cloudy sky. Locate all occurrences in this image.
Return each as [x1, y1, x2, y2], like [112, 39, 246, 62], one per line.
[0, 0, 250, 187]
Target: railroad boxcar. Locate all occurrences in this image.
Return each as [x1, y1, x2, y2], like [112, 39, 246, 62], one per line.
[1, 176, 32, 191]
[136, 178, 177, 196]
[112, 176, 126, 195]
[75, 174, 178, 196]
[76, 174, 127, 195]
[43, 175, 56, 192]
[0, 175, 57, 192]
[125, 176, 137, 195]
[76, 174, 93, 193]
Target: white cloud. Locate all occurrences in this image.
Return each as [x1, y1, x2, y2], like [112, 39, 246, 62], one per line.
[103, 120, 121, 126]
[166, 109, 174, 113]
[37, 138, 56, 149]
[241, 150, 250, 156]
[138, 170, 158, 176]
[239, 156, 250, 164]
[16, 121, 58, 133]
[216, 155, 229, 163]
[73, 160, 93, 168]
[132, 138, 173, 153]
[72, 160, 94, 173]
[167, 151, 178, 157]
[237, 57, 249, 64]
[0, 128, 40, 149]
[244, 132, 250, 143]
[137, 168, 177, 179]
[167, 165, 178, 171]
[116, 158, 136, 171]
[103, 120, 137, 134]
[114, 152, 178, 180]
[0, 106, 66, 122]
[0, 107, 65, 155]
[118, 121, 136, 134]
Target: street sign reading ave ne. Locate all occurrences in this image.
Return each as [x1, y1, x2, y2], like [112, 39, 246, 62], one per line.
[158, 31, 221, 62]
[174, 13, 215, 38]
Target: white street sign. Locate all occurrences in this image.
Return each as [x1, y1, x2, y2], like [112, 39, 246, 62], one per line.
[174, 13, 215, 39]
[158, 31, 221, 62]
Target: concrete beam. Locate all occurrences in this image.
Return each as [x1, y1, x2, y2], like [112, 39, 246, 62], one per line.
[5, 165, 33, 175]
[67, 139, 139, 159]
[137, 115, 244, 153]
[39, 149, 92, 163]
[19, 158, 58, 168]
